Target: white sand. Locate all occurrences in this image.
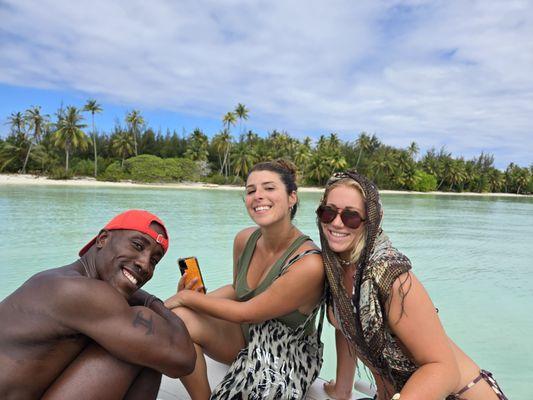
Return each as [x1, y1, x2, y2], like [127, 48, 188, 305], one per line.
[0, 173, 528, 197]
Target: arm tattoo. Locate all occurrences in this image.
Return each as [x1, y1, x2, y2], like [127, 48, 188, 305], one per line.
[132, 310, 154, 335]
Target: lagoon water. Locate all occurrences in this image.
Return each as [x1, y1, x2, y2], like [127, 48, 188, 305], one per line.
[0, 184, 531, 399]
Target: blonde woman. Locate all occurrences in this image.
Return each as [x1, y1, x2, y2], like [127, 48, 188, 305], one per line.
[317, 171, 507, 400]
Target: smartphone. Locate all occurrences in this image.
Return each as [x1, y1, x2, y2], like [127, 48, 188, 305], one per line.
[178, 257, 206, 293]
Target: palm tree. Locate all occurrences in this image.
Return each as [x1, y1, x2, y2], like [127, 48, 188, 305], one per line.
[245, 130, 258, 144]
[184, 128, 209, 161]
[447, 159, 467, 191]
[0, 141, 22, 172]
[487, 168, 504, 193]
[266, 130, 294, 159]
[52, 106, 88, 172]
[231, 141, 258, 178]
[354, 132, 372, 169]
[83, 99, 103, 177]
[222, 111, 237, 131]
[125, 110, 144, 156]
[327, 133, 341, 150]
[23, 106, 49, 174]
[369, 147, 397, 187]
[221, 112, 237, 176]
[293, 142, 312, 177]
[234, 103, 249, 135]
[111, 130, 135, 166]
[307, 153, 332, 185]
[329, 155, 347, 173]
[6, 112, 26, 139]
[212, 129, 232, 176]
[395, 150, 416, 189]
[407, 141, 419, 161]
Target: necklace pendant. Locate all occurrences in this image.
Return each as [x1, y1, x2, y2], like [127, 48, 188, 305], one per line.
[338, 257, 352, 267]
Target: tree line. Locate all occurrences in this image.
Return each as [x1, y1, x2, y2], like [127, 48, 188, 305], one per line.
[1, 101, 531, 194]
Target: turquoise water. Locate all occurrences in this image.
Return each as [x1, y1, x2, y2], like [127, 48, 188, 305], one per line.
[0, 184, 531, 399]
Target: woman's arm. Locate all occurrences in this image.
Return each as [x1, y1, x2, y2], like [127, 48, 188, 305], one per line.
[165, 251, 324, 324]
[324, 327, 357, 400]
[165, 229, 253, 310]
[388, 272, 460, 400]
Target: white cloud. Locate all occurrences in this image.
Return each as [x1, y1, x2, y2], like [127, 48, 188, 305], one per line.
[0, 0, 532, 167]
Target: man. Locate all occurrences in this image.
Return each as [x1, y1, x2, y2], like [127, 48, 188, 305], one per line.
[0, 209, 195, 399]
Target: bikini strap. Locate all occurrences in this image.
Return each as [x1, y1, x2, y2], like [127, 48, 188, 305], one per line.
[454, 371, 485, 396]
[454, 370, 508, 400]
[280, 248, 322, 275]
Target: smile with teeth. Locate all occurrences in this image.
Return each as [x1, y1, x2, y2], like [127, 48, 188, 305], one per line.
[329, 229, 349, 238]
[122, 268, 138, 286]
[254, 205, 271, 212]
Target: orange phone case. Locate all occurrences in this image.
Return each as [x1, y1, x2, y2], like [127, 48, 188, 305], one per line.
[178, 257, 206, 293]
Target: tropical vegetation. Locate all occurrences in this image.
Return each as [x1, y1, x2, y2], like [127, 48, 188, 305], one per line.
[1, 102, 531, 194]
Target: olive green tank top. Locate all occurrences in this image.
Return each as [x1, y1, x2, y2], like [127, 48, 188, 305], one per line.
[234, 229, 318, 343]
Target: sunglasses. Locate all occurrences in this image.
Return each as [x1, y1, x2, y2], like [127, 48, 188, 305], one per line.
[316, 205, 365, 229]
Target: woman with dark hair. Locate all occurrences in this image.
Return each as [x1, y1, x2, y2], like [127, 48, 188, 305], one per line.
[165, 159, 325, 399]
[317, 171, 508, 400]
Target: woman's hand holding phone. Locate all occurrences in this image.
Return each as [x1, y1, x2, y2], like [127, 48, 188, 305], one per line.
[177, 257, 206, 293]
[165, 257, 206, 310]
[178, 272, 205, 292]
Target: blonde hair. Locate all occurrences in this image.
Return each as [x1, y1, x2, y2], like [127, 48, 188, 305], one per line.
[321, 178, 367, 264]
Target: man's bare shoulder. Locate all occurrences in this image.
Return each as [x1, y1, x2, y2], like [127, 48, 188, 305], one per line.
[8, 265, 127, 318]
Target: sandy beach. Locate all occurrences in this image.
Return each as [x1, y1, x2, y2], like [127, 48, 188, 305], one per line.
[0, 173, 529, 197]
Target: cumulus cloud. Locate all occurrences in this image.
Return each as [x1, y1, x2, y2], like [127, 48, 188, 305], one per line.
[0, 0, 531, 167]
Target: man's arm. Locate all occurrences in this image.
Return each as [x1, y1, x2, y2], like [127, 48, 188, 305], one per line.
[53, 279, 196, 378]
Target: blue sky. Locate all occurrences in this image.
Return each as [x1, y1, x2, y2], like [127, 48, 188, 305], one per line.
[1, 0, 532, 169]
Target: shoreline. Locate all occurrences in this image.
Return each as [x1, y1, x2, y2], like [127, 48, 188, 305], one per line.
[0, 173, 530, 197]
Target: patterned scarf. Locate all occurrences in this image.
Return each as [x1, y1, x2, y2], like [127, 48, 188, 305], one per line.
[318, 171, 416, 392]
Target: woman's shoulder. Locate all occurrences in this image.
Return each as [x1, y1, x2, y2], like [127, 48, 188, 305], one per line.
[234, 226, 258, 241]
[367, 244, 411, 275]
[294, 230, 321, 252]
[365, 248, 412, 303]
[233, 227, 260, 255]
[284, 234, 324, 275]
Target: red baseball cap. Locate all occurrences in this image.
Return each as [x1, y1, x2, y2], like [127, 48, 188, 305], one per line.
[79, 209, 169, 256]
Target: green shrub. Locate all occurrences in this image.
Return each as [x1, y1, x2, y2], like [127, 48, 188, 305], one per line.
[410, 170, 437, 192]
[206, 173, 228, 185]
[124, 155, 167, 182]
[48, 167, 74, 180]
[205, 173, 243, 186]
[115, 155, 201, 183]
[229, 175, 244, 186]
[100, 161, 129, 182]
[96, 156, 112, 176]
[72, 159, 94, 176]
[164, 158, 201, 181]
